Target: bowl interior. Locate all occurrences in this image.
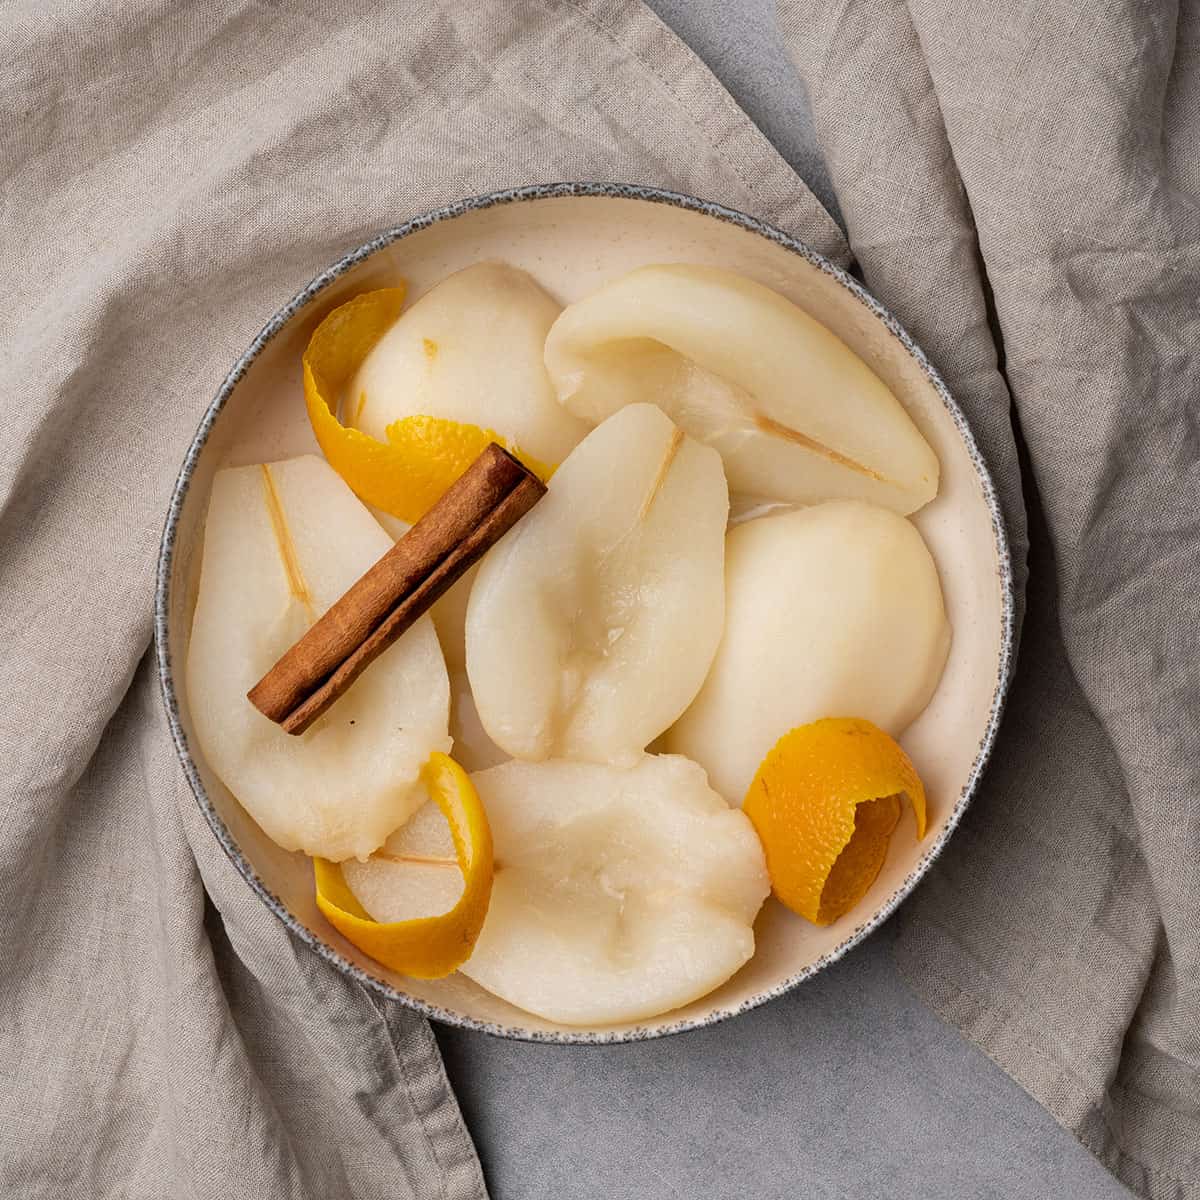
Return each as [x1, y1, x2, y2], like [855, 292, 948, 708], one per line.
[161, 190, 1009, 1041]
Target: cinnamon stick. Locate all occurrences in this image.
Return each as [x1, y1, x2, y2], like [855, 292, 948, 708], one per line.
[247, 443, 545, 735]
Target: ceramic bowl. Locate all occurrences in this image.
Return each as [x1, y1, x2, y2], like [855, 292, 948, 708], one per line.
[156, 183, 1013, 1042]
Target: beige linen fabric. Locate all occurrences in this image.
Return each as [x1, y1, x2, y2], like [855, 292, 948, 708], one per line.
[780, 2, 1200, 1197]
[0, 3, 843, 1197]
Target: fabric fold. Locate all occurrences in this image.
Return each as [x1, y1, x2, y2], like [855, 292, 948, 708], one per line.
[780, 2, 1200, 1195]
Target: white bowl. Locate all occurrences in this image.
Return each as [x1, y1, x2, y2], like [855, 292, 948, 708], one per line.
[156, 184, 1014, 1042]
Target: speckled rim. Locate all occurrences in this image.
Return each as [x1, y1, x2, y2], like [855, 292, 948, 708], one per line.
[154, 182, 1015, 1043]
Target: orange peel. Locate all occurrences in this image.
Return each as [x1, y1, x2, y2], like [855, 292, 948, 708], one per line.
[314, 752, 493, 978]
[742, 717, 926, 926]
[304, 287, 552, 523]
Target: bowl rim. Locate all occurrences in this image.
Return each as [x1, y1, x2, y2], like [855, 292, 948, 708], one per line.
[154, 181, 1015, 1044]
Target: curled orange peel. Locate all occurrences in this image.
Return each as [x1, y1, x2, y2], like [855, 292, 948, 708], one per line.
[314, 752, 494, 978]
[742, 717, 927, 926]
[304, 287, 552, 523]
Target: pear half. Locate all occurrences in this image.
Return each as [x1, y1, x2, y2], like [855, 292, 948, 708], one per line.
[667, 500, 950, 805]
[349, 261, 589, 465]
[544, 263, 939, 514]
[459, 755, 769, 1026]
[465, 403, 728, 765]
[186, 455, 451, 862]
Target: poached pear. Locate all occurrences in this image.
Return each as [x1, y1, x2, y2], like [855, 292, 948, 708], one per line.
[466, 403, 728, 765]
[460, 755, 769, 1025]
[667, 500, 950, 804]
[350, 261, 588, 465]
[545, 263, 938, 514]
[186, 455, 451, 862]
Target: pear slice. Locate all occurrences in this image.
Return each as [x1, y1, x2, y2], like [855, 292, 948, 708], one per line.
[349, 261, 589, 465]
[544, 263, 939, 514]
[343, 796, 465, 923]
[458, 755, 769, 1026]
[186, 455, 451, 862]
[465, 403, 728, 765]
[667, 500, 951, 805]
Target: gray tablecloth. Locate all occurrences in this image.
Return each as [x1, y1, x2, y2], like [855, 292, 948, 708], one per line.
[2, 1, 1197, 1198]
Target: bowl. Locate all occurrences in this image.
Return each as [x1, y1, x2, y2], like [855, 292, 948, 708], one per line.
[155, 183, 1014, 1042]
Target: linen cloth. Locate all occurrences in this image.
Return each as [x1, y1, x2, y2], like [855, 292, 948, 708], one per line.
[0, 3, 845, 1198]
[779, 2, 1200, 1197]
[6, 0, 1198, 1196]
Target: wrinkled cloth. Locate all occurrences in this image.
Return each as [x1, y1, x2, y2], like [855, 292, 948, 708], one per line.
[779, 2, 1200, 1196]
[6, 0, 1197, 1196]
[0, 2, 843, 1197]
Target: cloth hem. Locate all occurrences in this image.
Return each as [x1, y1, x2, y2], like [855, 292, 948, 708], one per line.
[376, 993, 489, 1200]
